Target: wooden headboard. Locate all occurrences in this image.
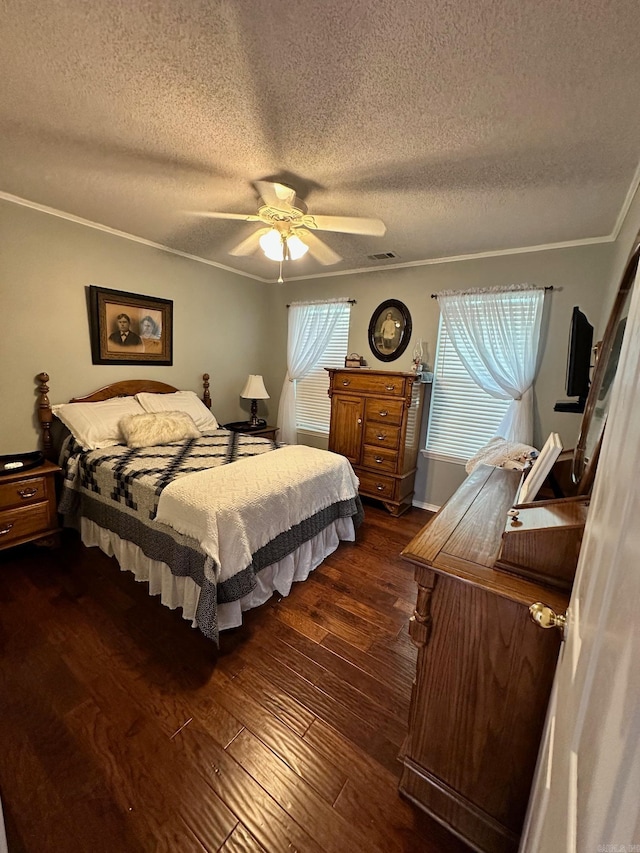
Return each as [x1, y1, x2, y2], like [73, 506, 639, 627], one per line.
[36, 372, 211, 461]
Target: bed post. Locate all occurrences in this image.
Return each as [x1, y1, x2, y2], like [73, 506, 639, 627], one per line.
[36, 372, 55, 460]
[202, 373, 211, 409]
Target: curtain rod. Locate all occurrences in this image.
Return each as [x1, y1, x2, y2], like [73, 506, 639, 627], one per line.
[431, 286, 553, 298]
[286, 299, 357, 308]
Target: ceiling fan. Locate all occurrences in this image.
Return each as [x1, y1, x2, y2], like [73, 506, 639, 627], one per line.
[188, 180, 386, 279]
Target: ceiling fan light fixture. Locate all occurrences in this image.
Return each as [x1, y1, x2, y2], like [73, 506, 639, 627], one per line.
[285, 234, 309, 260]
[259, 228, 309, 261]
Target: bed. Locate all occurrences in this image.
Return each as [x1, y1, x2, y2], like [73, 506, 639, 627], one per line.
[37, 373, 363, 644]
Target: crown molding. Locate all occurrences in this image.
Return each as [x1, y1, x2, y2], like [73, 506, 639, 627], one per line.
[610, 161, 640, 240]
[0, 188, 623, 285]
[0, 190, 268, 282]
[278, 234, 616, 282]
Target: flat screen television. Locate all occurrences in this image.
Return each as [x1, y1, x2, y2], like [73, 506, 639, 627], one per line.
[555, 307, 593, 413]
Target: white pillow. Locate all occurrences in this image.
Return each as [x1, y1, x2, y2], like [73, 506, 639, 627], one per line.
[135, 391, 219, 431]
[52, 397, 145, 451]
[120, 411, 201, 448]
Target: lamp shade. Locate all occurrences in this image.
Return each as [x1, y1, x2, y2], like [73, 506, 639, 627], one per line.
[240, 374, 269, 400]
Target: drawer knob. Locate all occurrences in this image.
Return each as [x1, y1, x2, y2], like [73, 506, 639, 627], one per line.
[375, 483, 386, 491]
[378, 410, 389, 417]
[18, 487, 38, 499]
[375, 456, 384, 463]
[385, 384, 395, 391]
[357, 418, 362, 425]
[376, 433, 386, 441]
[342, 380, 351, 386]
[529, 602, 567, 638]
[0, 523, 15, 536]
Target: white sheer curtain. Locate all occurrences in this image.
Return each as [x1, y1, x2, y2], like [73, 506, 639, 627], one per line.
[277, 299, 350, 445]
[437, 286, 545, 443]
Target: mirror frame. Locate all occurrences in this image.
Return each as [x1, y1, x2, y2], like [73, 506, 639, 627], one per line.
[572, 234, 640, 493]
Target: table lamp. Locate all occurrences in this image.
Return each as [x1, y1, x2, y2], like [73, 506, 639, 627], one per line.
[240, 374, 270, 426]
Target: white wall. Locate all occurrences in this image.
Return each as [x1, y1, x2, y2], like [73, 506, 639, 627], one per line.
[0, 201, 287, 454]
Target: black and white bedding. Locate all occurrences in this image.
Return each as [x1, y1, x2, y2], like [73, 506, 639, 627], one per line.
[59, 429, 362, 643]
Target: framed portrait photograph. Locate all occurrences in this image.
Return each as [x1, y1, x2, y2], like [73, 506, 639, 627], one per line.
[368, 299, 412, 362]
[89, 286, 173, 365]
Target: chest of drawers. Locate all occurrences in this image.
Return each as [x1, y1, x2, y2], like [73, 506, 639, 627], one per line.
[326, 368, 425, 516]
[0, 461, 61, 551]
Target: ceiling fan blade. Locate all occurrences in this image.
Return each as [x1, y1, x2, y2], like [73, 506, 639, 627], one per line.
[302, 214, 386, 237]
[254, 180, 296, 210]
[298, 231, 342, 265]
[184, 211, 261, 221]
[229, 227, 270, 257]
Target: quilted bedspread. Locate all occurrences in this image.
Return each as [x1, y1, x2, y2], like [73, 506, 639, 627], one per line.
[156, 444, 360, 583]
[58, 430, 363, 642]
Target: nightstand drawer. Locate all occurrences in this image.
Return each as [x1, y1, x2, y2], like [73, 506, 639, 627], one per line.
[0, 502, 53, 545]
[0, 476, 48, 509]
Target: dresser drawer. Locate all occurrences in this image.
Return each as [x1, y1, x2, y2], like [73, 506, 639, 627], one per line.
[365, 397, 404, 426]
[0, 502, 52, 545]
[332, 371, 406, 397]
[363, 423, 401, 450]
[356, 469, 397, 501]
[0, 476, 48, 509]
[362, 446, 398, 474]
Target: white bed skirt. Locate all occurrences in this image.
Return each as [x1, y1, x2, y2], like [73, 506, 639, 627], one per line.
[80, 516, 355, 633]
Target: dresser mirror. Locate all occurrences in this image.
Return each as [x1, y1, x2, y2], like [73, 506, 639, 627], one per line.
[572, 233, 639, 492]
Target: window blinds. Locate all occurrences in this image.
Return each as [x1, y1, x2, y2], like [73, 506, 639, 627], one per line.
[425, 315, 510, 461]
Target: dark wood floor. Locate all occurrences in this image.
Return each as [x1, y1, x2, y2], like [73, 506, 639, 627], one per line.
[0, 500, 472, 853]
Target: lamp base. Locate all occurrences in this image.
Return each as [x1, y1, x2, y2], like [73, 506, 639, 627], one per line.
[249, 399, 260, 426]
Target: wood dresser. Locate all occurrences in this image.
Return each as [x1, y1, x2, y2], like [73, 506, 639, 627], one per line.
[326, 368, 425, 516]
[0, 460, 61, 551]
[399, 464, 583, 853]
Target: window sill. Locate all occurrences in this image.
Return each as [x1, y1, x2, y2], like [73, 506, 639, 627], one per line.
[421, 449, 467, 465]
[296, 428, 329, 438]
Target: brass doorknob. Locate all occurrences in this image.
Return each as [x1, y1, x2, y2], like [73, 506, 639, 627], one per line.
[529, 602, 567, 638]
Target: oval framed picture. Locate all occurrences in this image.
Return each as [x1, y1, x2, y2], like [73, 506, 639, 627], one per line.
[368, 299, 412, 362]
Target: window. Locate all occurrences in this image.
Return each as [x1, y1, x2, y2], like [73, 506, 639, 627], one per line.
[295, 302, 351, 433]
[425, 315, 510, 461]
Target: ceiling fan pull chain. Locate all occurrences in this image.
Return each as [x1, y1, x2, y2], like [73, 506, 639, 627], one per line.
[278, 258, 284, 284]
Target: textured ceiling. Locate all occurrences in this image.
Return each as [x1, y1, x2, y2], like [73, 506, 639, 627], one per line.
[2, 0, 640, 281]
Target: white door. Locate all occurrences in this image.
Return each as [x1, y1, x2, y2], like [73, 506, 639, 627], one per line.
[520, 275, 640, 852]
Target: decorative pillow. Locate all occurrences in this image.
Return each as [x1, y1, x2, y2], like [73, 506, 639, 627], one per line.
[135, 391, 219, 431]
[119, 411, 201, 448]
[51, 397, 145, 451]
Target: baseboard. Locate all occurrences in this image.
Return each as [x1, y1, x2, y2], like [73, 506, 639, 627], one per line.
[412, 498, 440, 512]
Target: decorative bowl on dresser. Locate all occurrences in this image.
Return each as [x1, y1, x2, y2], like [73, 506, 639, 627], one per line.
[0, 460, 62, 550]
[326, 368, 425, 516]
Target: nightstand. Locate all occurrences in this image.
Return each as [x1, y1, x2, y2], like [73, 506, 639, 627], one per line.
[223, 422, 279, 442]
[0, 460, 62, 550]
